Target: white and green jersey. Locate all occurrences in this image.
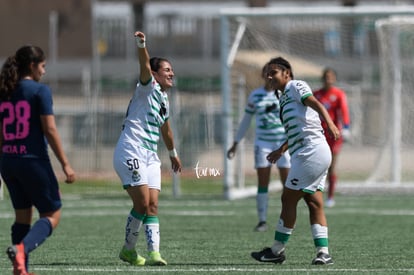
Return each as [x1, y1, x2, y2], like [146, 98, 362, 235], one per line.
[279, 80, 325, 156]
[236, 87, 287, 148]
[118, 76, 169, 152]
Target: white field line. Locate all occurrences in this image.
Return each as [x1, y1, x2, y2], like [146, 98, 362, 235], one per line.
[1, 266, 414, 273]
[2, 206, 414, 220]
[0, 209, 235, 219]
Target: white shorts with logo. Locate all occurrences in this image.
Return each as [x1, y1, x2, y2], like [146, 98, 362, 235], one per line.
[255, 145, 291, 169]
[285, 141, 331, 194]
[113, 142, 161, 190]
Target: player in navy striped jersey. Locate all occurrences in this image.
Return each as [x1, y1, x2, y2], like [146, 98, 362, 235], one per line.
[227, 63, 290, 232]
[0, 45, 76, 275]
[251, 57, 340, 265]
[113, 31, 182, 267]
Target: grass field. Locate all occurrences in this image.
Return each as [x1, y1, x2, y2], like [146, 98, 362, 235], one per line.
[1, 179, 414, 274]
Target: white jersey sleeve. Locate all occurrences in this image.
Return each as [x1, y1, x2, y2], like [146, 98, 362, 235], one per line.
[279, 80, 325, 156]
[234, 112, 253, 143]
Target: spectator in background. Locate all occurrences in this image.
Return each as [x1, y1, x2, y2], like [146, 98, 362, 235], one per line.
[227, 62, 290, 232]
[0, 45, 76, 275]
[314, 68, 351, 207]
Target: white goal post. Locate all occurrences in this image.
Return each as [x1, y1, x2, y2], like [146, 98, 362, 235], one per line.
[371, 15, 414, 184]
[220, 5, 414, 199]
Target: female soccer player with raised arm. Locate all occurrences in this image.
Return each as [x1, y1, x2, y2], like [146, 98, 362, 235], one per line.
[0, 45, 76, 275]
[113, 31, 182, 266]
[251, 57, 340, 265]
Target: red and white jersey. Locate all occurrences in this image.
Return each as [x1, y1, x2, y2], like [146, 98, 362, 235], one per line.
[313, 86, 350, 131]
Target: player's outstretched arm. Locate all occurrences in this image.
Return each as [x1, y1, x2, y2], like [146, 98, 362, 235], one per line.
[134, 31, 152, 85]
[305, 95, 340, 140]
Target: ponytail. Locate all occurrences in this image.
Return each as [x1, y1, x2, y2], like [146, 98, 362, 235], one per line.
[0, 45, 45, 100]
[0, 55, 19, 100]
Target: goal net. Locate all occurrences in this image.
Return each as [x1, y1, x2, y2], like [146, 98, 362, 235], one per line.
[220, 5, 414, 199]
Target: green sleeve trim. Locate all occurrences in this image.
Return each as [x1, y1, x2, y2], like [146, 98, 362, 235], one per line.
[301, 93, 312, 104]
[140, 77, 152, 86]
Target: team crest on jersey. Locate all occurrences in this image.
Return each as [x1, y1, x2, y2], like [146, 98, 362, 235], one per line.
[291, 178, 299, 186]
[132, 170, 141, 182]
[265, 103, 277, 113]
[159, 102, 166, 117]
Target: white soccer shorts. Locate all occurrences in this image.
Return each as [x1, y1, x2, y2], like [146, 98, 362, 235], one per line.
[113, 143, 161, 190]
[285, 142, 331, 193]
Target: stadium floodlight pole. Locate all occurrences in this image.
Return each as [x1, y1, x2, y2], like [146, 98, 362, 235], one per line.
[220, 14, 234, 200]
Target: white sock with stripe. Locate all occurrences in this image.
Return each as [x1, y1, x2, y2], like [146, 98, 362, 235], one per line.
[124, 209, 144, 250]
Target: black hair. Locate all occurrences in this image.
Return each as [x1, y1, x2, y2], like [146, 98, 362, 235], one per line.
[0, 45, 45, 100]
[150, 57, 170, 72]
[268, 56, 294, 79]
[261, 63, 269, 79]
[322, 67, 337, 80]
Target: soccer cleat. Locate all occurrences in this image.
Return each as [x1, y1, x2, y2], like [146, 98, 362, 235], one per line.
[254, 221, 268, 232]
[147, 251, 167, 266]
[312, 252, 334, 265]
[325, 199, 336, 208]
[6, 244, 34, 275]
[119, 246, 146, 266]
[251, 247, 286, 264]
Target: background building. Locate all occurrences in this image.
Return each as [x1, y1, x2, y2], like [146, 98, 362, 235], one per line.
[0, 0, 413, 184]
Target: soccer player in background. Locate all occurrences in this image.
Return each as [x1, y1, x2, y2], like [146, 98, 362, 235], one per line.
[314, 68, 350, 208]
[251, 57, 340, 265]
[227, 62, 290, 232]
[113, 31, 182, 266]
[0, 45, 76, 275]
